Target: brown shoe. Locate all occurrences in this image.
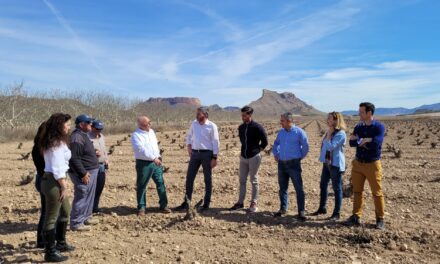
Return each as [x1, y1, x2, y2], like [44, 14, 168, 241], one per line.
[160, 207, 172, 214]
[137, 209, 145, 216]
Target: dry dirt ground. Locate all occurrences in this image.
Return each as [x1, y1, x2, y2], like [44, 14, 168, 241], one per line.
[1, 118, 440, 264]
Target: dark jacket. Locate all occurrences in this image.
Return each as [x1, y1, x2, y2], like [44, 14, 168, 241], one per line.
[238, 120, 268, 159]
[31, 144, 45, 177]
[69, 128, 99, 178]
[349, 120, 385, 162]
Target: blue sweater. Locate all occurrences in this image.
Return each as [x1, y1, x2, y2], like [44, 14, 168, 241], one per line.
[319, 130, 346, 172]
[272, 126, 309, 160]
[349, 120, 385, 162]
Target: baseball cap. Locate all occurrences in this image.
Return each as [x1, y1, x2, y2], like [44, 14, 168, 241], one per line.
[75, 114, 92, 125]
[92, 120, 104, 130]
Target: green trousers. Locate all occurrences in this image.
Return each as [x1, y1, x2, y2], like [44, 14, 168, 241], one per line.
[135, 160, 168, 210]
[41, 173, 71, 231]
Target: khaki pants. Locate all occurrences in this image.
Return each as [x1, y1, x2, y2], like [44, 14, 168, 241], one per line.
[238, 154, 262, 204]
[351, 160, 385, 219]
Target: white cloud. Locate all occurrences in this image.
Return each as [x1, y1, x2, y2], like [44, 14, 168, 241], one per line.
[287, 61, 440, 111]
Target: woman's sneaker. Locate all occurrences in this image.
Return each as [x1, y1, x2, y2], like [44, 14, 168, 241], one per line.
[248, 202, 258, 213]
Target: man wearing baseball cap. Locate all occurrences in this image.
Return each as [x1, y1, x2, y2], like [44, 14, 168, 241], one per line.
[88, 120, 109, 214]
[69, 114, 100, 231]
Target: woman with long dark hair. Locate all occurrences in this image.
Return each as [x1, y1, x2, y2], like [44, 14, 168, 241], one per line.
[39, 113, 74, 262]
[32, 121, 48, 248]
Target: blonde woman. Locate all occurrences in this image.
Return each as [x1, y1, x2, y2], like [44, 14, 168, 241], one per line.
[312, 112, 347, 221]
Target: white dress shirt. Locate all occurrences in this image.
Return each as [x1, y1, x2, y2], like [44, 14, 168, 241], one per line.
[44, 142, 71, 180]
[186, 119, 220, 155]
[131, 128, 161, 161]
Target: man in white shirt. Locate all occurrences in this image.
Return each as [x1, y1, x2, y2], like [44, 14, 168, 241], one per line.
[131, 116, 170, 216]
[175, 107, 220, 212]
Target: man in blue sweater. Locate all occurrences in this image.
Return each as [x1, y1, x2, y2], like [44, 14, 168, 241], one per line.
[345, 102, 386, 230]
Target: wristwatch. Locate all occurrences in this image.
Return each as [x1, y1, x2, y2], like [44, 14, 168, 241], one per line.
[211, 155, 218, 160]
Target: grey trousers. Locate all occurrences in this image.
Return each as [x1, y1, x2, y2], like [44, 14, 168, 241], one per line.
[238, 153, 262, 204]
[69, 168, 99, 228]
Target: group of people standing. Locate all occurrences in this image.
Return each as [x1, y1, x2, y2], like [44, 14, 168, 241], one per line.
[32, 114, 108, 262]
[31, 102, 386, 263]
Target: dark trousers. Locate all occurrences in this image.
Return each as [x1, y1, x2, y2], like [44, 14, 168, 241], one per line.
[93, 164, 106, 212]
[278, 159, 305, 213]
[135, 160, 168, 210]
[41, 173, 71, 231]
[319, 164, 343, 215]
[185, 151, 213, 207]
[36, 174, 46, 246]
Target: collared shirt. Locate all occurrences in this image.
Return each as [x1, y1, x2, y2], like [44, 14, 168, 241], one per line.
[238, 120, 268, 159]
[349, 120, 385, 162]
[131, 128, 161, 161]
[272, 125, 309, 160]
[44, 142, 71, 180]
[88, 132, 108, 164]
[186, 119, 220, 155]
[319, 130, 346, 172]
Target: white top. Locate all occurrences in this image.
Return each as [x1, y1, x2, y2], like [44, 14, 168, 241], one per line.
[186, 119, 220, 155]
[44, 142, 71, 180]
[131, 128, 161, 161]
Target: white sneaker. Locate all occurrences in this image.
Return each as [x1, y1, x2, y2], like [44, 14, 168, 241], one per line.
[248, 202, 258, 213]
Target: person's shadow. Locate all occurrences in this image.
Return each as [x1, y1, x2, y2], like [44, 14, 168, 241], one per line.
[196, 208, 343, 229]
[0, 221, 36, 235]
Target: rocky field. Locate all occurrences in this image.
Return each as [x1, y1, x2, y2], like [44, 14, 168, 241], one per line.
[1, 118, 439, 263]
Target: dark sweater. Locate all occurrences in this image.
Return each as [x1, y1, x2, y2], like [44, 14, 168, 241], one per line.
[238, 120, 268, 159]
[31, 144, 45, 176]
[69, 128, 99, 177]
[349, 120, 385, 162]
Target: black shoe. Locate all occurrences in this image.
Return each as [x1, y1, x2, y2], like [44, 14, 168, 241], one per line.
[174, 201, 189, 211]
[55, 222, 75, 252]
[344, 215, 361, 227]
[297, 211, 307, 222]
[274, 209, 287, 217]
[44, 229, 68, 262]
[376, 218, 385, 230]
[328, 213, 340, 221]
[199, 204, 210, 212]
[311, 208, 327, 216]
[229, 203, 244, 211]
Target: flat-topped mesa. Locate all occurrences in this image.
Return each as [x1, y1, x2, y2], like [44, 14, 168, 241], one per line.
[146, 97, 202, 106]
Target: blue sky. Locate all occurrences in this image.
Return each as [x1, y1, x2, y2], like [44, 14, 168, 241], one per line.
[0, 0, 439, 111]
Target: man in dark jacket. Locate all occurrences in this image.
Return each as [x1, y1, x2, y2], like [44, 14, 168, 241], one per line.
[69, 114, 99, 231]
[230, 106, 268, 213]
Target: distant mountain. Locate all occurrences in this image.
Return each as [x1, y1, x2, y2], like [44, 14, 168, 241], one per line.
[249, 89, 324, 116]
[342, 103, 440, 116]
[224, 106, 240, 111]
[146, 97, 201, 106]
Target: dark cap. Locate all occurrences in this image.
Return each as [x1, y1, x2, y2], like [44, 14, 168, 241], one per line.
[75, 114, 92, 125]
[92, 120, 104, 130]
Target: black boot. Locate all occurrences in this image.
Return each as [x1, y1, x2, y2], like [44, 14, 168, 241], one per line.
[44, 229, 68, 262]
[55, 222, 75, 252]
[36, 230, 45, 249]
